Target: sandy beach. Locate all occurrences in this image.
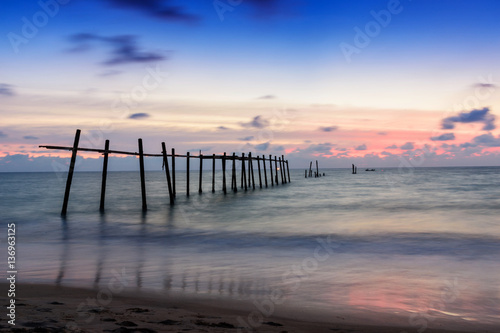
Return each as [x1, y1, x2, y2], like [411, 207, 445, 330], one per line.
[1, 283, 496, 333]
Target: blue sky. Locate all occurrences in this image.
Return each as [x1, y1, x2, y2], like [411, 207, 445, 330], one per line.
[1, 0, 500, 171]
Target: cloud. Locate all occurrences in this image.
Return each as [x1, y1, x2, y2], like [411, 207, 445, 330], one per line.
[293, 143, 334, 155]
[318, 126, 338, 132]
[105, 0, 199, 22]
[355, 144, 367, 150]
[377, 131, 388, 135]
[68, 33, 166, 66]
[0, 84, 15, 96]
[217, 126, 229, 130]
[430, 133, 455, 141]
[256, 95, 275, 100]
[255, 142, 270, 151]
[98, 69, 123, 77]
[128, 112, 150, 119]
[385, 144, 398, 149]
[23, 136, 39, 140]
[473, 83, 497, 89]
[336, 147, 347, 151]
[441, 107, 495, 131]
[238, 136, 254, 141]
[400, 142, 414, 150]
[0, 131, 7, 138]
[472, 133, 500, 147]
[241, 115, 269, 129]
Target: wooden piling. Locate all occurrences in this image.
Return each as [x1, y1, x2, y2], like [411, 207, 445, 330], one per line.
[309, 161, 313, 177]
[212, 153, 216, 193]
[232, 152, 237, 192]
[280, 156, 285, 184]
[242, 153, 247, 190]
[99, 139, 110, 212]
[186, 152, 190, 196]
[61, 129, 81, 216]
[281, 155, 286, 184]
[316, 160, 319, 178]
[171, 148, 176, 197]
[262, 155, 268, 188]
[222, 152, 227, 194]
[257, 156, 262, 188]
[286, 160, 291, 183]
[249, 152, 255, 190]
[274, 156, 279, 185]
[161, 142, 174, 205]
[199, 153, 203, 194]
[247, 152, 252, 188]
[305, 169, 307, 178]
[269, 154, 274, 186]
[138, 138, 147, 211]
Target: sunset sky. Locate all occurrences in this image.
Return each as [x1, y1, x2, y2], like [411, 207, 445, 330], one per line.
[1, 0, 500, 171]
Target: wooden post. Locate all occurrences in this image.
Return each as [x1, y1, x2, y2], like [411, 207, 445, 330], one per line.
[249, 152, 255, 190]
[316, 160, 319, 178]
[232, 152, 237, 192]
[99, 139, 109, 212]
[257, 156, 262, 188]
[199, 153, 203, 194]
[286, 160, 291, 183]
[212, 153, 216, 193]
[171, 148, 176, 197]
[61, 129, 80, 216]
[186, 152, 190, 196]
[262, 155, 268, 188]
[161, 142, 174, 205]
[247, 152, 251, 188]
[309, 161, 313, 177]
[241, 153, 247, 190]
[280, 156, 285, 184]
[269, 154, 274, 186]
[274, 156, 279, 185]
[222, 152, 227, 194]
[138, 138, 147, 211]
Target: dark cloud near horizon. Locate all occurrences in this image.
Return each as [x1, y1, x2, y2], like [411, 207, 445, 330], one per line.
[441, 107, 495, 131]
[238, 136, 254, 141]
[385, 144, 398, 149]
[318, 126, 338, 132]
[241, 115, 269, 129]
[355, 144, 367, 151]
[68, 33, 165, 66]
[400, 142, 414, 150]
[217, 126, 229, 130]
[23, 136, 39, 140]
[431, 133, 455, 141]
[255, 142, 270, 151]
[0, 84, 15, 96]
[473, 82, 497, 89]
[292, 143, 334, 155]
[128, 112, 150, 119]
[105, 0, 199, 22]
[472, 133, 500, 147]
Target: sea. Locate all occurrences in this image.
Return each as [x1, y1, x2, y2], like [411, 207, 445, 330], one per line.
[1, 166, 499, 329]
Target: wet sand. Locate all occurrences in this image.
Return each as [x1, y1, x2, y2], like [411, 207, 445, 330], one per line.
[0, 283, 495, 332]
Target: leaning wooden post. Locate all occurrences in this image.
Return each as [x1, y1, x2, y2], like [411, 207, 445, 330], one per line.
[138, 138, 147, 211]
[241, 153, 247, 190]
[99, 139, 110, 212]
[286, 160, 291, 183]
[222, 152, 227, 194]
[212, 153, 216, 193]
[269, 154, 274, 186]
[257, 156, 262, 188]
[248, 152, 255, 190]
[61, 129, 81, 216]
[262, 155, 268, 188]
[199, 153, 203, 194]
[280, 155, 286, 184]
[186, 152, 190, 196]
[161, 142, 174, 205]
[171, 148, 176, 197]
[274, 156, 279, 185]
[232, 152, 237, 192]
[309, 161, 313, 177]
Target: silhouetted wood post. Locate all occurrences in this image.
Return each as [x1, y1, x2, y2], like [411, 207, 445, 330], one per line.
[186, 152, 190, 196]
[242, 153, 247, 190]
[281, 155, 286, 184]
[305, 169, 307, 178]
[269, 154, 274, 186]
[161, 142, 174, 205]
[232, 152, 237, 192]
[212, 153, 216, 193]
[316, 160, 319, 178]
[171, 148, 176, 197]
[257, 156, 262, 188]
[99, 139, 110, 212]
[61, 129, 81, 216]
[280, 156, 285, 184]
[274, 156, 279, 185]
[247, 152, 252, 187]
[199, 153, 203, 194]
[286, 160, 291, 183]
[249, 152, 255, 190]
[222, 152, 227, 194]
[138, 138, 147, 211]
[262, 155, 268, 188]
[309, 161, 313, 177]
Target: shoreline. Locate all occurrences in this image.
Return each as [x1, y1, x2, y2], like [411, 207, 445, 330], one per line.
[1, 283, 496, 332]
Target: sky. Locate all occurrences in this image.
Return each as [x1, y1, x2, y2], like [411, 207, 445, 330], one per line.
[1, 0, 500, 172]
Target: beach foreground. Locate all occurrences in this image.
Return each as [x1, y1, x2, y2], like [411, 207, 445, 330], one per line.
[1, 283, 495, 333]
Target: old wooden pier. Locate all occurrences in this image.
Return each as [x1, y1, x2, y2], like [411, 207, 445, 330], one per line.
[40, 129, 292, 215]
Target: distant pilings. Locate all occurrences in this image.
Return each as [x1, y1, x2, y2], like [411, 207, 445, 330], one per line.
[305, 160, 324, 178]
[40, 129, 292, 215]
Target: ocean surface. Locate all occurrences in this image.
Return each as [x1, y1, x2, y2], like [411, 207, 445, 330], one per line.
[1, 166, 499, 329]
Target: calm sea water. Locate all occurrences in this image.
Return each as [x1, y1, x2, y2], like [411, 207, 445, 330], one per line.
[1, 167, 499, 328]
